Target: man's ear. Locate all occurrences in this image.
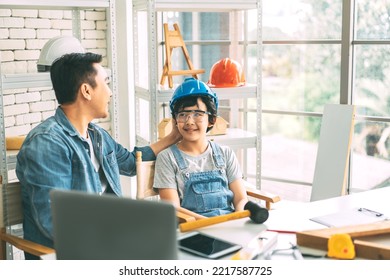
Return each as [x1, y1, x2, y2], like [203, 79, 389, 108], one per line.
[80, 83, 92, 101]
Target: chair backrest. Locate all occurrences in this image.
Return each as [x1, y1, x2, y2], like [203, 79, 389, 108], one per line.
[0, 179, 23, 259]
[0, 180, 23, 230]
[310, 104, 355, 201]
[135, 151, 158, 200]
[135, 151, 201, 223]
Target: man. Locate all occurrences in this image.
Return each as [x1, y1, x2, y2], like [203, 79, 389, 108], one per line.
[16, 52, 181, 259]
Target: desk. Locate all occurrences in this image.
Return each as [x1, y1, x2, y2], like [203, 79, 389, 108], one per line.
[43, 187, 390, 260]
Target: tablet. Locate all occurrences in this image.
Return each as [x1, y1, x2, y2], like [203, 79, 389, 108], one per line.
[178, 232, 242, 259]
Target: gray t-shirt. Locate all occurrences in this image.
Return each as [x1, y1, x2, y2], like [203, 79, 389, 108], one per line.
[153, 143, 242, 200]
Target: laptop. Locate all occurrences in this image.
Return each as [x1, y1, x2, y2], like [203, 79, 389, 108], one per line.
[50, 189, 178, 260]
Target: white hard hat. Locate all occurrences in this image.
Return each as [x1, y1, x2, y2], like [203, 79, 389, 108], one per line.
[37, 36, 85, 72]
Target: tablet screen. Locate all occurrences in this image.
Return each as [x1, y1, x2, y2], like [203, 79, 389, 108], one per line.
[178, 232, 242, 259]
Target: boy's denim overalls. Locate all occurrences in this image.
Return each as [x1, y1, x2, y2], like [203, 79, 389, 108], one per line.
[170, 141, 234, 217]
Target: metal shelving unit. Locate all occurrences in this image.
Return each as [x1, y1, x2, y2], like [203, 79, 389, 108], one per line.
[0, 0, 118, 259]
[0, 0, 118, 182]
[132, 0, 262, 185]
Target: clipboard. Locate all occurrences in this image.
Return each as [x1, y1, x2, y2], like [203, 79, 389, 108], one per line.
[310, 207, 388, 228]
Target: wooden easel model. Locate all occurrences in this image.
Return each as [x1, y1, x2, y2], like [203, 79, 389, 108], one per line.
[160, 23, 205, 88]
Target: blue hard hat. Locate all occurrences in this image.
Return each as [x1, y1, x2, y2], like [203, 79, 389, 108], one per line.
[169, 77, 218, 113]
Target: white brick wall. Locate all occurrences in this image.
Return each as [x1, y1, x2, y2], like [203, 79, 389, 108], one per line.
[15, 91, 41, 103]
[0, 28, 9, 38]
[0, 8, 111, 137]
[12, 9, 38, 18]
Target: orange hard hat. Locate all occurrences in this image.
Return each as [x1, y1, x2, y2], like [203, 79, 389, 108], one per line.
[208, 58, 246, 88]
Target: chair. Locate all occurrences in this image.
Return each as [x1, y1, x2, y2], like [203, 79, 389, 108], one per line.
[0, 178, 55, 260]
[1, 136, 55, 260]
[136, 151, 158, 200]
[135, 150, 280, 223]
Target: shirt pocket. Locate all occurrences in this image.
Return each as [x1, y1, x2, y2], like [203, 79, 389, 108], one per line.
[105, 151, 118, 166]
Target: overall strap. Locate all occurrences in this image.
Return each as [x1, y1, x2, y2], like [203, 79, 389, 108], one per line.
[170, 144, 188, 171]
[209, 141, 225, 168]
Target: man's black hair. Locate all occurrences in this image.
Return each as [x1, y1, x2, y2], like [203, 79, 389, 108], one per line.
[50, 52, 102, 105]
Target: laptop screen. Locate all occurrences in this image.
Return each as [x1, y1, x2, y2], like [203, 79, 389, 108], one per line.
[50, 189, 178, 260]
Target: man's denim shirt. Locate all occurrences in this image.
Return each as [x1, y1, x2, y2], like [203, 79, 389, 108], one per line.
[16, 107, 155, 250]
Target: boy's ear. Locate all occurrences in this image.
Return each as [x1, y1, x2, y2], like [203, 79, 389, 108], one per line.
[210, 115, 217, 125]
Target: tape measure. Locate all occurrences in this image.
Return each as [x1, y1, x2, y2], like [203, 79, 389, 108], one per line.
[327, 233, 355, 259]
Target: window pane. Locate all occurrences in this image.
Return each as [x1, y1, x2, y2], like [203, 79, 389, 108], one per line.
[355, 0, 390, 40]
[261, 180, 312, 202]
[173, 12, 230, 41]
[354, 45, 390, 117]
[261, 0, 342, 40]
[163, 12, 242, 85]
[351, 121, 390, 192]
[262, 44, 341, 111]
[261, 114, 321, 184]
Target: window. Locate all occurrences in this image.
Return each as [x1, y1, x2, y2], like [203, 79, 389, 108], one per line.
[156, 0, 390, 201]
[258, 0, 390, 200]
[257, 0, 344, 200]
[352, 0, 390, 192]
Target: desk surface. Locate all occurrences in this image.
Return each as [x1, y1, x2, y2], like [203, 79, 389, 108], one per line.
[266, 187, 390, 233]
[180, 187, 390, 260]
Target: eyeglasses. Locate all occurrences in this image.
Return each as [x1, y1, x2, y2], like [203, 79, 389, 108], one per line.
[175, 110, 212, 123]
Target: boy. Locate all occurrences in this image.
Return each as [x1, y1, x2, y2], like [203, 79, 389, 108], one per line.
[153, 78, 248, 219]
